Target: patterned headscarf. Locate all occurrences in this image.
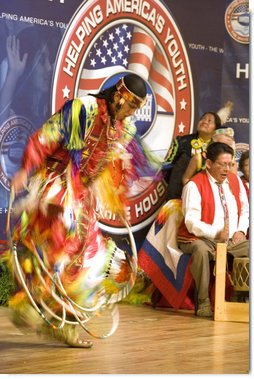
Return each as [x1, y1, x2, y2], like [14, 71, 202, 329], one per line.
[116, 75, 147, 108]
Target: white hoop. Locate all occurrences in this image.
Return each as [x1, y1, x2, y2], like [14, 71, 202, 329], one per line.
[9, 187, 137, 339]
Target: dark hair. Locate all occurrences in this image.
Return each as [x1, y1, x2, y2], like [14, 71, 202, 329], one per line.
[96, 84, 117, 103]
[239, 150, 249, 172]
[96, 73, 147, 103]
[200, 111, 221, 129]
[123, 73, 147, 98]
[206, 141, 234, 162]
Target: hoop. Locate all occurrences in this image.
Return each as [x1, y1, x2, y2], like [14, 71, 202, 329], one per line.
[8, 188, 137, 339]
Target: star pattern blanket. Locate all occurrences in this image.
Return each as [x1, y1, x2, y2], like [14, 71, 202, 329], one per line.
[138, 199, 194, 309]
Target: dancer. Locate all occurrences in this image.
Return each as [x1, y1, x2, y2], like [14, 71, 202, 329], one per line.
[5, 73, 159, 348]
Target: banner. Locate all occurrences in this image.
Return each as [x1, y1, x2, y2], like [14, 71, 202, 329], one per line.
[221, 0, 249, 158]
[0, 0, 249, 243]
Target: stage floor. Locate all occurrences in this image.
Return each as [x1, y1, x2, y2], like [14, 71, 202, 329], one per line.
[0, 303, 249, 374]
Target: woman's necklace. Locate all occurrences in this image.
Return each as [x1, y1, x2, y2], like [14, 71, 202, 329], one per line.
[190, 137, 211, 155]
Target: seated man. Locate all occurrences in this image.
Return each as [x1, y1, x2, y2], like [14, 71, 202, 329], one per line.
[182, 127, 237, 186]
[177, 142, 249, 317]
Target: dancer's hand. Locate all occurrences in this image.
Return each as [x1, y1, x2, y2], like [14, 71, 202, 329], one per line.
[11, 168, 28, 193]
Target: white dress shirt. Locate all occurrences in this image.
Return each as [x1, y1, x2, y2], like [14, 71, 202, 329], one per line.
[181, 170, 249, 239]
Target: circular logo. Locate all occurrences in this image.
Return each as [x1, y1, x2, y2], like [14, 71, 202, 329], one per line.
[52, 0, 194, 234]
[0, 116, 35, 190]
[225, 0, 249, 44]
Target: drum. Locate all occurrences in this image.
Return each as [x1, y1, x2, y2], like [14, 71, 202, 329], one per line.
[232, 257, 249, 291]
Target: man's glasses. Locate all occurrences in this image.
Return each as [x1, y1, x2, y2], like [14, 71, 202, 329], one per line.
[214, 161, 233, 169]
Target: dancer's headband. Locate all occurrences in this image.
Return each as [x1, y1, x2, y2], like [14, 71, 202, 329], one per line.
[116, 77, 146, 108]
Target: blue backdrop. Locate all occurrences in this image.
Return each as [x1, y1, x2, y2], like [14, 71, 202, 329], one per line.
[0, 0, 249, 241]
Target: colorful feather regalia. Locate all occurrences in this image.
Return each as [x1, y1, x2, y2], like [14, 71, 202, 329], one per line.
[5, 95, 162, 338]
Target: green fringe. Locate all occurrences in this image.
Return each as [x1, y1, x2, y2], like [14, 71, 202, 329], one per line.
[121, 269, 153, 305]
[66, 98, 85, 150]
[121, 291, 151, 305]
[0, 261, 16, 306]
[103, 238, 117, 272]
[20, 211, 29, 238]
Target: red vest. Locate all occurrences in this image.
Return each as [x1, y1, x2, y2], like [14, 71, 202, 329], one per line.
[178, 171, 241, 241]
[241, 176, 249, 200]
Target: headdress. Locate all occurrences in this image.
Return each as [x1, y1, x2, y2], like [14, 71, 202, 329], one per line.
[217, 101, 234, 125]
[116, 76, 147, 108]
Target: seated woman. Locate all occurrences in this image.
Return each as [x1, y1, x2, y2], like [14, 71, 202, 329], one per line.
[238, 150, 249, 199]
[182, 127, 236, 185]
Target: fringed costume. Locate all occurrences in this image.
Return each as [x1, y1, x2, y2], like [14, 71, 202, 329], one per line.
[6, 95, 159, 339]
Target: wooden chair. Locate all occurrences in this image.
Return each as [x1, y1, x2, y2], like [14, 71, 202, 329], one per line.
[214, 243, 249, 323]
